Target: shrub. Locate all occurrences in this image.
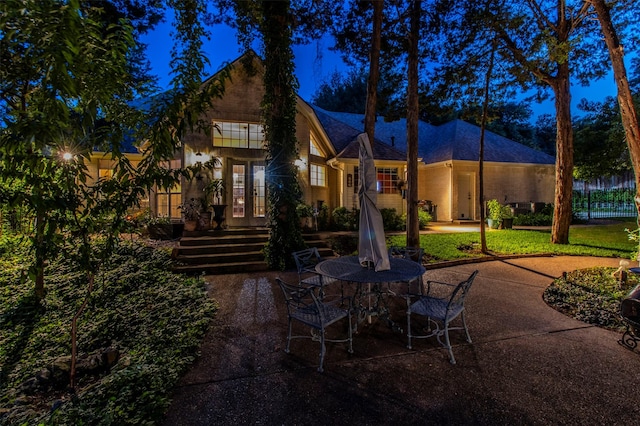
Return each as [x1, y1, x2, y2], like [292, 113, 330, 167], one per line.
[331, 207, 357, 231]
[380, 208, 404, 231]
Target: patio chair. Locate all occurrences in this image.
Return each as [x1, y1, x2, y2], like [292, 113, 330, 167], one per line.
[276, 277, 353, 372]
[292, 248, 338, 296]
[388, 246, 425, 294]
[405, 270, 478, 364]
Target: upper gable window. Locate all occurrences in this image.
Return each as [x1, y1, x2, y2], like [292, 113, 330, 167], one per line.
[310, 132, 323, 157]
[213, 121, 265, 149]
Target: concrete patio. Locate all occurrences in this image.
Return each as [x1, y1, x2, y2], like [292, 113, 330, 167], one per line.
[161, 256, 639, 425]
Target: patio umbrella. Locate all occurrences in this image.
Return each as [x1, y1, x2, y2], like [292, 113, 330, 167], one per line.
[357, 133, 390, 272]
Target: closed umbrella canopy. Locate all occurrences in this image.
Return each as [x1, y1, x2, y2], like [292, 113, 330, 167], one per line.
[357, 133, 390, 272]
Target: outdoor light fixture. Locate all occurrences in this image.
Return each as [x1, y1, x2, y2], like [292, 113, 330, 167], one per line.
[62, 152, 73, 161]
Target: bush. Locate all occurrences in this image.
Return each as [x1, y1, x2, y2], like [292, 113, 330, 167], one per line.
[331, 207, 357, 231]
[380, 208, 404, 231]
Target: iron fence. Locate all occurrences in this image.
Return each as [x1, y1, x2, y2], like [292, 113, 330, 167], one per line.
[572, 188, 637, 220]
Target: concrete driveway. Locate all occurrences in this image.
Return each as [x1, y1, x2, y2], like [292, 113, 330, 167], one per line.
[161, 256, 639, 425]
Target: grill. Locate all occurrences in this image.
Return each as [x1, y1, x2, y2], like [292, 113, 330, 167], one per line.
[620, 284, 640, 350]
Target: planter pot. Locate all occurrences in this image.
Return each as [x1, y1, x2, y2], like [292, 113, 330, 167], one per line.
[500, 218, 514, 229]
[184, 220, 198, 232]
[147, 223, 173, 240]
[198, 211, 212, 231]
[487, 218, 499, 229]
[212, 205, 227, 230]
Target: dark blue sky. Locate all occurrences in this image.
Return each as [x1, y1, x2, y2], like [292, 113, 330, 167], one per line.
[141, 18, 618, 121]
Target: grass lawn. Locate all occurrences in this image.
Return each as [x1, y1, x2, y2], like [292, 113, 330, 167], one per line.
[387, 219, 638, 261]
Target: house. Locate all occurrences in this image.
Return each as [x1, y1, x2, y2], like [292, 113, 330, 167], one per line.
[146, 51, 555, 226]
[315, 109, 556, 222]
[158, 51, 408, 227]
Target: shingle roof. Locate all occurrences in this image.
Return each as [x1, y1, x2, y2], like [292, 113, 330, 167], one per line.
[316, 108, 555, 165]
[424, 119, 555, 164]
[310, 106, 406, 161]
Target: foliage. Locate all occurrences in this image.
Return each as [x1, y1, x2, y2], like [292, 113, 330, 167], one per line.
[417, 210, 432, 229]
[178, 198, 203, 221]
[331, 207, 358, 231]
[543, 267, 638, 331]
[329, 234, 358, 256]
[487, 198, 512, 222]
[315, 203, 330, 231]
[380, 208, 404, 231]
[0, 240, 215, 424]
[259, 1, 305, 270]
[296, 203, 314, 218]
[512, 211, 553, 226]
[573, 96, 633, 182]
[204, 178, 225, 206]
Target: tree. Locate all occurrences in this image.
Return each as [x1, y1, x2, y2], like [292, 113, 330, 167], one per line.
[483, 0, 607, 244]
[0, 0, 143, 300]
[587, 0, 640, 217]
[259, 0, 306, 270]
[406, 0, 420, 250]
[364, 0, 384, 143]
[573, 97, 631, 182]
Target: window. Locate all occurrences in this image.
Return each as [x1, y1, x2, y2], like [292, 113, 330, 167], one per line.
[354, 166, 399, 194]
[310, 164, 326, 187]
[157, 183, 182, 219]
[377, 168, 399, 194]
[310, 133, 322, 156]
[213, 121, 265, 149]
[98, 159, 115, 180]
[157, 159, 182, 219]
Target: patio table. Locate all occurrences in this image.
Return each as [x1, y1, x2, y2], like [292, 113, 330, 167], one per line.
[316, 256, 426, 331]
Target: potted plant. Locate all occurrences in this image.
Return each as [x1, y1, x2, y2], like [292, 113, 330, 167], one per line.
[179, 198, 203, 232]
[296, 203, 314, 230]
[500, 205, 514, 229]
[205, 178, 226, 230]
[486, 199, 503, 229]
[146, 215, 173, 240]
[487, 199, 514, 229]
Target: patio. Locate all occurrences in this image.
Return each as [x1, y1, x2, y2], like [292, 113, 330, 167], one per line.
[161, 256, 639, 425]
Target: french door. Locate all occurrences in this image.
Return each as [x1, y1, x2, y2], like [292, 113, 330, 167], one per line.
[228, 160, 267, 227]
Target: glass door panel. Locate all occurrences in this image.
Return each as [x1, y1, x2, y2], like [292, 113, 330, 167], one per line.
[253, 165, 265, 218]
[233, 165, 245, 218]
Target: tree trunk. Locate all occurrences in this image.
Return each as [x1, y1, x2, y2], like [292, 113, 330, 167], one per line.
[480, 40, 498, 254]
[406, 0, 420, 249]
[550, 63, 574, 244]
[364, 0, 383, 143]
[589, 0, 640, 218]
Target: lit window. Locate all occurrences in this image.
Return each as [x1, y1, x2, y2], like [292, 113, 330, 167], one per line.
[310, 133, 322, 156]
[377, 168, 399, 194]
[213, 121, 265, 149]
[157, 159, 182, 219]
[310, 164, 326, 187]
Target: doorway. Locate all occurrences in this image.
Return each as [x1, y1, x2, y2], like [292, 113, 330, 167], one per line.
[457, 173, 474, 220]
[227, 160, 267, 227]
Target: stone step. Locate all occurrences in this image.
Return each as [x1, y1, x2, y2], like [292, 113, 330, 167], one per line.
[172, 229, 334, 274]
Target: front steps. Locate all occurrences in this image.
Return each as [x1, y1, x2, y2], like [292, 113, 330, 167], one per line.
[172, 228, 334, 275]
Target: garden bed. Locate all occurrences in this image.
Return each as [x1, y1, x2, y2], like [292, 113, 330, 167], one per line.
[543, 266, 639, 332]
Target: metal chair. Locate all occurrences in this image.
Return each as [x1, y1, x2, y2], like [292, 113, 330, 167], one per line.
[405, 270, 478, 364]
[276, 277, 353, 372]
[292, 248, 338, 295]
[388, 246, 425, 294]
